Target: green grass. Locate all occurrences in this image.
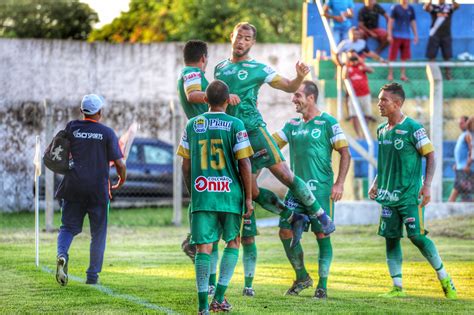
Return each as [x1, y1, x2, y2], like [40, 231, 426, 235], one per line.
[1, 208, 473, 314]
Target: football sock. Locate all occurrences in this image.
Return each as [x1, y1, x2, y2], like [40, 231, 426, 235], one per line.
[409, 235, 445, 279]
[254, 187, 292, 220]
[209, 242, 219, 286]
[317, 237, 333, 289]
[288, 176, 323, 217]
[386, 238, 403, 288]
[243, 242, 257, 288]
[281, 238, 308, 281]
[215, 248, 239, 303]
[195, 253, 210, 311]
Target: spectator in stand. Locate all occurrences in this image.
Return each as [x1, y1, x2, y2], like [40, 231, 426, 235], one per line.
[342, 51, 375, 139]
[387, 0, 418, 82]
[358, 0, 390, 54]
[333, 27, 385, 66]
[323, 0, 354, 44]
[449, 116, 473, 202]
[424, 0, 460, 80]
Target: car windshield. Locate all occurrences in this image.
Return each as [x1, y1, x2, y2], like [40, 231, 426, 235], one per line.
[143, 144, 173, 164]
[127, 145, 139, 163]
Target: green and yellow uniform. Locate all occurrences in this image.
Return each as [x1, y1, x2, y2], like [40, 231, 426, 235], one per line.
[178, 66, 209, 119]
[375, 116, 434, 238]
[273, 112, 348, 233]
[177, 112, 253, 244]
[214, 59, 285, 173]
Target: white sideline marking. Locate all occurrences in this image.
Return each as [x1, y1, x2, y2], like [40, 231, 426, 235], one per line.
[42, 266, 179, 314]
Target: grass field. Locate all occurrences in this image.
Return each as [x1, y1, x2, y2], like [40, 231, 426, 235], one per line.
[1, 207, 473, 314]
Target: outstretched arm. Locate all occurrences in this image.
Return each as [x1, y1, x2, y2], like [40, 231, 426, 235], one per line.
[269, 61, 310, 93]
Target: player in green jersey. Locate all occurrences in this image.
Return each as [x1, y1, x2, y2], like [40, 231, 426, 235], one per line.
[215, 22, 335, 296]
[369, 83, 457, 300]
[177, 80, 254, 314]
[273, 81, 351, 299]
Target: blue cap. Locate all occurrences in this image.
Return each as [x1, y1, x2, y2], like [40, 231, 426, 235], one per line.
[81, 94, 105, 115]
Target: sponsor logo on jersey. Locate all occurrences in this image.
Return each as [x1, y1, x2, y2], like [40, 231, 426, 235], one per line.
[237, 70, 248, 80]
[236, 130, 249, 143]
[252, 148, 268, 159]
[243, 219, 252, 225]
[414, 128, 427, 141]
[377, 189, 401, 202]
[408, 224, 416, 229]
[313, 120, 325, 125]
[193, 116, 208, 133]
[208, 118, 232, 131]
[332, 124, 343, 135]
[285, 196, 300, 209]
[307, 179, 319, 191]
[223, 68, 237, 76]
[395, 129, 408, 135]
[291, 129, 309, 136]
[194, 176, 232, 192]
[263, 66, 275, 75]
[404, 217, 416, 223]
[73, 129, 103, 140]
[242, 63, 257, 68]
[289, 119, 301, 126]
[381, 207, 392, 218]
[394, 138, 404, 150]
[382, 139, 392, 145]
[311, 128, 321, 139]
[183, 72, 201, 81]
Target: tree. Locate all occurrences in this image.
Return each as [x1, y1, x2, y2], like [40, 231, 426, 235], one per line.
[89, 0, 302, 43]
[0, 0, 98, 40]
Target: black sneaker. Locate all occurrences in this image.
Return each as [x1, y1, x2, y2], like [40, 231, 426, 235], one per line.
[314, 288, 327, 300]
[242, 287, 255, 297]
[56, 256, 68, 286]
[290, 213, 310, 248]
[181, 234, 196, 264]
[210, 298, 232, 312]
[86, 276, 98, 285]
[285, 275, 313, 296]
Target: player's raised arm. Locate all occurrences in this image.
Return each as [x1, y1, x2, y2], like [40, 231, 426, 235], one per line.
[269, 61, 310, 93]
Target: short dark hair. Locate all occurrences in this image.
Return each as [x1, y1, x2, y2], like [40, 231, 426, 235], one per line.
[206, 80, 229, 107]
[183, 40, 208, 64]
[302, 80, 319, 101]
[233, 22, 257, 39]
[380, 82, 405, 103]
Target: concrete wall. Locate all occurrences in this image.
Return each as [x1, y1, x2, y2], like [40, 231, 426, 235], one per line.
[0, 39, 301, 211]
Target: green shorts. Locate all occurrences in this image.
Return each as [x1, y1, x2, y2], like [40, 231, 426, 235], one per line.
[241, 211, 258, 237]
[378, 204, 428, 238]
[248, 126, 285, 173]
[191, 211, 241, 244]
[279, 192, 334, 233]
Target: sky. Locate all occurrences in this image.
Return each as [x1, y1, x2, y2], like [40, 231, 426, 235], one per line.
[81, 0, 130, 28]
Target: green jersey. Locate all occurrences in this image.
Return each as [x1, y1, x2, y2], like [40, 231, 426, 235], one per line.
[214, 59, 280, 131]
[177, 66, 209, 119]
[177, 112, 254, 214]
[273, 112, 348, 195]
[375, 116, 434, 207]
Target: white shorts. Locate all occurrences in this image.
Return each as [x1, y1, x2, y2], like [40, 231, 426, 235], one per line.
[348, 94, 373, 117]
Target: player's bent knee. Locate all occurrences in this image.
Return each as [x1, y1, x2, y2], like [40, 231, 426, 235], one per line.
[315, 232, 327, 239]
[227, 237, 240, 249]
[241, 236, 255, 245]
[196, 243, 213, 254]
[408, 234, 426, 247]
[279, 228, 293, 240]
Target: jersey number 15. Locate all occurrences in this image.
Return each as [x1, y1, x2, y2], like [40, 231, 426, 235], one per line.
[199, 139, 226, 170]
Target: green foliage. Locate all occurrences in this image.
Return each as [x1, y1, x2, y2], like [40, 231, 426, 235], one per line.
[0, 0, 98, 40]
[89, 0, 302, 43]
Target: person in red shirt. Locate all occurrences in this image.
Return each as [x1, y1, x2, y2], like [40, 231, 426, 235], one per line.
[342, 51, 374, 139]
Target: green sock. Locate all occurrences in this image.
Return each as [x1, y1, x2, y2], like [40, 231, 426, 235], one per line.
[209, 242, 219, 286]
[254, 187, 292, 219]
[317, 237, 333, 289]
[215, 248, 239, 303]
[281, 238, 308, 281]
[288, 176, 322, 216]
[409, 235, 443, 271]
[243, 243, 257, 288]
[386, 238, 403, 287]
[195, 253, 211, 311]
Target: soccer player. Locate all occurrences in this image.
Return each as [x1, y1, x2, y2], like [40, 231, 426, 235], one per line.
[369, 83, 457, 299]
[177, 80, 254, 314]
[273, 81, 350, 299]
[215, 22, 335, 296]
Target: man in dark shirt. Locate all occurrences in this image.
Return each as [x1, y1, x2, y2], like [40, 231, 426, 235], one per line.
[358, 0, 390, 54]
[55, 94, 127, 286]
[424, 0, 460, 80]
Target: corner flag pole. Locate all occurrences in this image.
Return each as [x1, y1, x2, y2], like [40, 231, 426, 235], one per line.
[34, 136, 42, 267]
